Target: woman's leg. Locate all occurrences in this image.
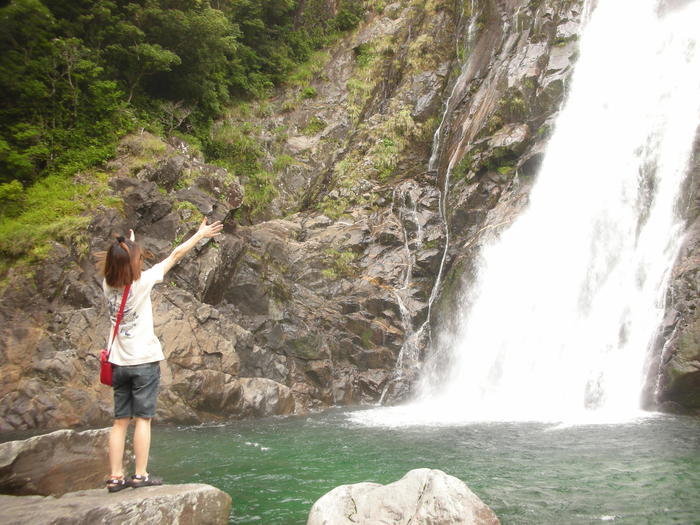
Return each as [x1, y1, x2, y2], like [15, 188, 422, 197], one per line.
[133, 417, 152, 476]
[131, 362, 160, 481]
[109, 417, 131, 478]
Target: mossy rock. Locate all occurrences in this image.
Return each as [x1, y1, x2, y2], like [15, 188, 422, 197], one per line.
[286, 334, 326, 360]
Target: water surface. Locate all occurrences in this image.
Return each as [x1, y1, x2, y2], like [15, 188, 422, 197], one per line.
[151, 409, 700, 524]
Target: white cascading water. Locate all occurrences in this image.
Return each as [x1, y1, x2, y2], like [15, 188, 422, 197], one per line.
[354, 0, 700, 425]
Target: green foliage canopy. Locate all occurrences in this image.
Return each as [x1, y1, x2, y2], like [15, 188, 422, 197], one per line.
[0, 0, 364, 185]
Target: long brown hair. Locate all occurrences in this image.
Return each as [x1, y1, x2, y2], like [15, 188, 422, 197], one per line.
[99, 236, 142, 287]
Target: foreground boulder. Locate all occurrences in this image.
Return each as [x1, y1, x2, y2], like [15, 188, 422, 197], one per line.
[0, 428, 109, 496]
[0, 483, 231, 525]
[307, 468, 500, 525]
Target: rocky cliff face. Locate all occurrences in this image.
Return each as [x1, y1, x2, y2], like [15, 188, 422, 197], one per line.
[0, 0, 458, 430]
[644, 134, 700, 415]
[1, 0, 698, 431]
[400, 0, 587, 394]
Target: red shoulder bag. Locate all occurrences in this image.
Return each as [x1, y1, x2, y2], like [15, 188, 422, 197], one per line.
[100, 284, 130, 386]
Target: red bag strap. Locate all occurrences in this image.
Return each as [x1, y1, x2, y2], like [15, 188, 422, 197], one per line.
[107, 283, 131, 359]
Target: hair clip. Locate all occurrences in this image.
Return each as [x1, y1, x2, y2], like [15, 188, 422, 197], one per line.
[116, 235, 126, 243]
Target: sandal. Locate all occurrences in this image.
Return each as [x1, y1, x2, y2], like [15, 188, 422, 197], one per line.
[106, 476, 129, 493]
[130, 474, 163, 488]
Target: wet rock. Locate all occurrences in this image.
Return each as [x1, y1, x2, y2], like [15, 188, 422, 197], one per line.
[0, 428, 109, 496]
[411, 72, 444, 121]
[0, 484, 231, 525]
[651, 207, 700, 413]
[236, 378, 295, 417]
[307, 468, 500, 525]
[546, 42, 577, 73]
[196, 169, 244, 211]
[488, 124, 529, 153]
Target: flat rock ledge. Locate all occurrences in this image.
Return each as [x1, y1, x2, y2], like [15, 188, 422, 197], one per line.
[0, 483, 231, 525]
[307, 468, 500, 525]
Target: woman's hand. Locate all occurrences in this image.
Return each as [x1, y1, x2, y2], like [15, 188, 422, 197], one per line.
[160, 218, 224, 276]
[197, 217, 224, 239]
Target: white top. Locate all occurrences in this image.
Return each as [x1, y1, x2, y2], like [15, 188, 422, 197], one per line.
[103, 262, 166, 366]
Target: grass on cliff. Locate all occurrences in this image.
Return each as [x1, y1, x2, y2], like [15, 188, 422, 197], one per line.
[321, 248, 358, 279]
[205, 116, 279, 222]
[0, 172, 122, 276]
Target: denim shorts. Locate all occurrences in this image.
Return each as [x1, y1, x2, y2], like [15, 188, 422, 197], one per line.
[112, 362, 160, 419]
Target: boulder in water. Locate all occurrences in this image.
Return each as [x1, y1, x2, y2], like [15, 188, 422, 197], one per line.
[0, 428, 109, 496]
[306, 468, 500, 525]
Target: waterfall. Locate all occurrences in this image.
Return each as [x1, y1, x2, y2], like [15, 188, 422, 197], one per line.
[377, 182, 426, 404]
[356, 0, 700, 425]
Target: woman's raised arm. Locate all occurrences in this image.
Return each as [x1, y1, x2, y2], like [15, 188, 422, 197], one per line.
[160, 217, 223, 275]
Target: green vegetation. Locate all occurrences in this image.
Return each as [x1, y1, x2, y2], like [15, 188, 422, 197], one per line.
[502, 94, 527, 120]
[451, 156, 473, 183]
[361, 108, 421, 180]
[407, 34, 437, 71]
[119, 133, 169, 176]
[322, 248, 358, 279]
[319, 194, 351, 220]
[360, 328, 375, 348]
[0, 0, 367, 273]
[453, 142, 519, 181]
[0, 171, 121, 274]
[204, 116, 278, 221]
[522, 77, 537, 91]
[206, 120, 262, 177]
[477, 88, 529, 140]
[536, 123, 552, 139]
[172, 199, 208, 247]
[373, 137, 400, 180]
[316, 104, 431, 218]
[347, 38, 392, 120]
[554, 34, 578, 47]
[287, 51, 332, 87]
[272, 154, 296, 173]
[241, 170, 279, 221]
[301, 116, 327, 136]
[301, 86, 318, 99]
[174, 200, 203, 222]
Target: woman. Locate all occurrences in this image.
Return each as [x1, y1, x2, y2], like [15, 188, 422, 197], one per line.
[100, 217, 223, 492]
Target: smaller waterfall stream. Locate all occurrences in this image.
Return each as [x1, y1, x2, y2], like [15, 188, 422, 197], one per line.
[378, 183, 426, 403]
[379, 6, 482, 401]
[360, 0, 700, 425]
